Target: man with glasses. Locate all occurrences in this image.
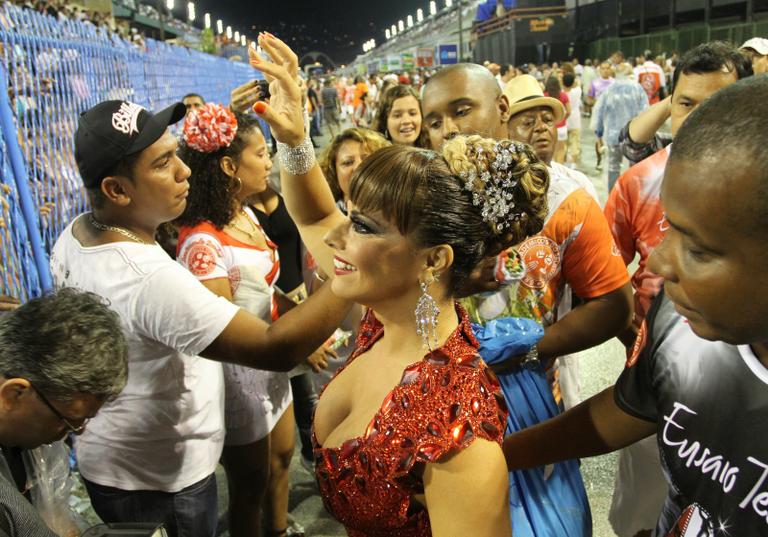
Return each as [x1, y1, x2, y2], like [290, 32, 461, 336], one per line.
[0, 287, 128, 536]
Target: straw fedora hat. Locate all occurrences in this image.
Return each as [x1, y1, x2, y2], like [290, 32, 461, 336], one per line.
[503, 74, 565, 124]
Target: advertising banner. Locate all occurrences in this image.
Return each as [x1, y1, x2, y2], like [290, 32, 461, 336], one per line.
[417, 48, 435, 67]
[438, 44, 458, 65]
[401, 52, 415, 70]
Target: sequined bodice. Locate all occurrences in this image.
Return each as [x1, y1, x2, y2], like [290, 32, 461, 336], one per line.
[312, 304, 508, 537]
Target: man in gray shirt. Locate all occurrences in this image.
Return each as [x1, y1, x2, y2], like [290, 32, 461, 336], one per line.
[321, 78, 341, 137]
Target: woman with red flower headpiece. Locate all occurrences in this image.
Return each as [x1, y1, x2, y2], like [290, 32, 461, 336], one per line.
[175, 104, 308, 537]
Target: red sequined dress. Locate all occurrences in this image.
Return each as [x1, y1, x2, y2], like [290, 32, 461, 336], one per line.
[312, 304, 509, 537]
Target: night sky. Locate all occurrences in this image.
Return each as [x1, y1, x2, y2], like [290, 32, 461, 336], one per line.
[190, 0, 427, 65]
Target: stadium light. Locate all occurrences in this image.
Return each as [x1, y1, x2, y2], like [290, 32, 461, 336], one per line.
[241, 35, 246, 46]
[187, 2, 195, 22]
[398, 19, 404, 32]
[204, 12, 211, 28]
[417, 8, 424, 23]
[226, 25, 232, 39]
[446, 0, 453, 7]
[371, 39, 376, 47]
[234, 30, 240, 42]
[429, 1, 437, 16]
[166, 0, 174, 10]
[407, 15, 413, 28]
[216, 19, 223, 34]
[391, 24, 397, 36]
[385, 28, 391, 39]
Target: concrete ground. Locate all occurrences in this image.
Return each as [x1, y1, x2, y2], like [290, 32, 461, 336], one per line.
[76, 114, 645, 537]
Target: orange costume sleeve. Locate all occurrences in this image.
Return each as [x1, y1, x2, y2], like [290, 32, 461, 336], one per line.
[604, 172, 638, 267]
[554, 190, 629, 299]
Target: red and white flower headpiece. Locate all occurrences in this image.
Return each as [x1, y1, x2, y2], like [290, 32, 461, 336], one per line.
[183, 103, 238, 153]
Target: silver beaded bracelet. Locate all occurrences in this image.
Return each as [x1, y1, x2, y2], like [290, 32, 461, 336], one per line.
[277, 136, 316, 176]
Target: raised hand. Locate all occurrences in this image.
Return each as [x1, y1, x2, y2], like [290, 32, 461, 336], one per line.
[230, 80, 262, 114]
[249, 33, 305, 147]
[0, 295, 20, 312]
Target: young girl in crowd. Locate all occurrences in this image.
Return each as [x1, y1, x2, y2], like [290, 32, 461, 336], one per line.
[249, 33, 549, 536]
[371, 84, 423, 146]
[174, 105, 301, 537]
[543, 75, 571, 163]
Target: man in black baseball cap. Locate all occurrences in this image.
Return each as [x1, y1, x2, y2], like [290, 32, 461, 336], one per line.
[51, 101, 352, 536]
[75, 100, 186, 190]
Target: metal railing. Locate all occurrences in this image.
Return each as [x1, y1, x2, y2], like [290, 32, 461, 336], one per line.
[0, 3, 260, 300]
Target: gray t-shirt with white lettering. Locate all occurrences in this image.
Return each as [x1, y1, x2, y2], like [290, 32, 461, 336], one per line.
[615, 291, 768, 536]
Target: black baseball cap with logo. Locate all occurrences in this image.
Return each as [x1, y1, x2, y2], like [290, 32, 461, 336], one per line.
[75, 100, 186, 188]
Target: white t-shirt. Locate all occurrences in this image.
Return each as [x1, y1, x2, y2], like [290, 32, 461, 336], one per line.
[565, 87, 582, 131]
[50, 216, 239, 492]
[549, 161, 598, 202]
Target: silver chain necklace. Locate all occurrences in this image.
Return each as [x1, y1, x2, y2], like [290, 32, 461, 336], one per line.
[88, 214, 147, 244]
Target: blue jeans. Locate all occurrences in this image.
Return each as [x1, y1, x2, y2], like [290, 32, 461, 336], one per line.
[290, 372, 318, 462]
[84, 473, 218, 537]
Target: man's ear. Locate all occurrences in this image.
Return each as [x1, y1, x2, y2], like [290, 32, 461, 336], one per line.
[100, 176, 132, 207]
[498, 94, 511, 125]
[0, 378, 31, 412]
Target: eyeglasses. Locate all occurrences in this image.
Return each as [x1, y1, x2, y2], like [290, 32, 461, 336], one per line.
[32, 384, 89, 435]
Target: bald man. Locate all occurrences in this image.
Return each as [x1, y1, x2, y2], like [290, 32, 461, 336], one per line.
[422, 63, 510, 149]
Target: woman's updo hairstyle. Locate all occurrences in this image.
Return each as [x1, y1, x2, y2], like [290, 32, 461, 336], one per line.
[349, 135, 549, 295]
[175, 111, 264, 229]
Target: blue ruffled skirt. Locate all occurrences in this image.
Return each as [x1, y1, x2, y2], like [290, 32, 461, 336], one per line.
[474, 318, 592, 537]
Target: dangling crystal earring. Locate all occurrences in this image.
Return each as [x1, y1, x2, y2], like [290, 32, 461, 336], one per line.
[415, 278, 440, 351]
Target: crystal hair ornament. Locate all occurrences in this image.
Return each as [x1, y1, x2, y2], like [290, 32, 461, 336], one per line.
[458, 140, 528, 234]
[183, 103, 238, 153]
[415, 279, 440, 351]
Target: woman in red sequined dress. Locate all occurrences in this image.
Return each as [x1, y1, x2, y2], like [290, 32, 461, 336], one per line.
[250, 34, 550, 536]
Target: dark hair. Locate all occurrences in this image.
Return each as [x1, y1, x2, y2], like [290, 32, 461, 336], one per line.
[670, 76, 768, 234]
[349, 137, 549, 295]
[0, 288, 128, 401]
[562, 72, 576, 88]
[182, 93, 205, 103]
[319, 127, 391, 201]
[175, 113, 264, 229]
[371, 85, 421, 140]
[672, 41, 753, 95]
[544, 75, 562, 100]
[499, 64, 513, 77]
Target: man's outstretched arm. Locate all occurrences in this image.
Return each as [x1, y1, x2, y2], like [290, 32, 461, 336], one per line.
[503, 386, 656, 470]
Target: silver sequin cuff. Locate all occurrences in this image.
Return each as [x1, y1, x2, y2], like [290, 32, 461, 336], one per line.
[277, 136, 315, 176]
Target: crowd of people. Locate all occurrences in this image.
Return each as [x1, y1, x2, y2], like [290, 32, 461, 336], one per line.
[1, 21, 768, 537]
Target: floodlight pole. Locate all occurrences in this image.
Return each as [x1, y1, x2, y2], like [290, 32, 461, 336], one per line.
[157, 0, 165, 41]
[458, 0, 463, 62]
